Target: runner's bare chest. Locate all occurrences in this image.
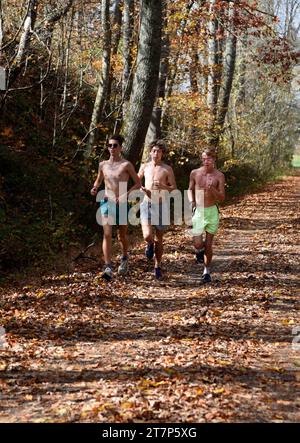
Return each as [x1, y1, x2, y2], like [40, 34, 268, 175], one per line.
[145, 164, 168, 184]
[103, 161, 129, 182]
[195, 171, 219, 189]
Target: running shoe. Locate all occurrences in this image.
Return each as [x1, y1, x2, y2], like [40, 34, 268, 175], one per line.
[154, 267, 163, 280]
[118, 257, 129, 275]
[202, 273, 211, 284]
[145, 242, 154, 259]
[101, 266, 113, 281]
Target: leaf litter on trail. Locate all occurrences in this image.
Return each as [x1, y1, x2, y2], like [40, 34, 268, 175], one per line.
[0, 177, 299, 422]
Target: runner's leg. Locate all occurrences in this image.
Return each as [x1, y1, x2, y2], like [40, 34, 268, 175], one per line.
[154, 230, 163, 268]
[193, 235, 205, 262]
[117, 225, 129, 274]
[117, 225, 128, 258]
[102, 223, 112, 265]
[142, 223, 154, 259]
[204, 232, 214, 272]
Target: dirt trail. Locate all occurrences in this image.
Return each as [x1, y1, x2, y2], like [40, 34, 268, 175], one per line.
[0, 176, 299, 422]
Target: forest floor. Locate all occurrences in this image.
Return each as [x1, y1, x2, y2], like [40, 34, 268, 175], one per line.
[0, 175, 299, 423]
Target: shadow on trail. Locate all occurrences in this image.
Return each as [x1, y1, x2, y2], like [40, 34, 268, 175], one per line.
[222, 216, 299, 231]
[5, 309, 292, 344]
[1, 362, 296, 402]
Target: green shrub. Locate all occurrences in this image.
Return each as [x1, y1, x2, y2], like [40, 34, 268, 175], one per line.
[0, 148, 94, 273]
[221, 159, 262, 196]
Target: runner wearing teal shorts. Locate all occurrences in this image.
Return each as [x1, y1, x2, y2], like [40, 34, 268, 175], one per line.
[99, 198, 130, 226]
[91, 134, 141, 281]
[188, 148, 225, 283]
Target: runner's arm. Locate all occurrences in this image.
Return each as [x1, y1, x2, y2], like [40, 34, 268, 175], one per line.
[188, 171, 196, 208]
[91, 162, 104, 195]
[138, 164, 152, 198]
[208, 173, 225, 202]
[156, 167, 177, 191]
[138, 164, 145, 181]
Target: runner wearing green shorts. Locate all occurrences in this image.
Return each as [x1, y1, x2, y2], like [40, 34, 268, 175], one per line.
[192, 205, 219, 236]
[188, 148, 225, 283]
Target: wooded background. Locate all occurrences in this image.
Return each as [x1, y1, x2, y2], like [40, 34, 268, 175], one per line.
[0, 0, 299, 272]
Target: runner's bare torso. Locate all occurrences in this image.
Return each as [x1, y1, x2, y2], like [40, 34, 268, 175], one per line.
[100, 159, 134, 202]
[191, 167, 225, 207]
[144, 162, 171, 191]
[142, 162, 175, 198]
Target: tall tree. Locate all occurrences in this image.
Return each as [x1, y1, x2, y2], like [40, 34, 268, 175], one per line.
[207, 0, 218, 123]
[37, 0, 74, 48]
[0, 0, 4, 88]
[0, 0, 3, 54]
[144, 10, 170, 155]
[86, 0, 111, 156]
[122, 0, 135, 105]
[112, 0, 123, 54]
[161, 0, 195, 130]
[7, 0, 38, 89]
[211, 1, 237, 147]
[122, 0, 162, 165]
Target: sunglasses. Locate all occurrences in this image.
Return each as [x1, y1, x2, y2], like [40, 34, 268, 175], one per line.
[108, 143, 119, 148]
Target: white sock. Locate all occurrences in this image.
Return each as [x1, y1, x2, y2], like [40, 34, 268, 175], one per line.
[203, 266, 210, 275]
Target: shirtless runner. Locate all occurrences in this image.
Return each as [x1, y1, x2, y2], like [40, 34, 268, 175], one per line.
[91, 135, 141, 280]
[138, 140, 176, 279]
[188, 148, 225, 283]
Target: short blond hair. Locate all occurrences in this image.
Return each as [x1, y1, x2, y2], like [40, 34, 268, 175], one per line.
[202, 147, 216, 159]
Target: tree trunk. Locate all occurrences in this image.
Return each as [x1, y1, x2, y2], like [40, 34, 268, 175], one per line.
[122, 0, 135, 104]
[189, 45, 199, 93]
[198, 50, 208, 96]
[122, 0, 162, 166]
[15, 0, 38, 66]
[37, 0, 74, 49]
[5, 0, 38, 90]
[112, 0, 122, 55]
[211, 1, 237, 147]
[0, 0, 3, 52]
[0, 0, 3, 88]
[207, 0, 218, 121]
[61, 10, 74, 128]
[86, 0, 111, 157]
[161, 0, 195, 133]
[106, 0, 123, 115]
[143, 29, 169, 161]
[113, 0, 134, 133]
[236, 35, 247, 105]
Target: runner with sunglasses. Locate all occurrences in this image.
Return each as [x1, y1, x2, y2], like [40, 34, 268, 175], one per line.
[91, 135, 141, 280]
